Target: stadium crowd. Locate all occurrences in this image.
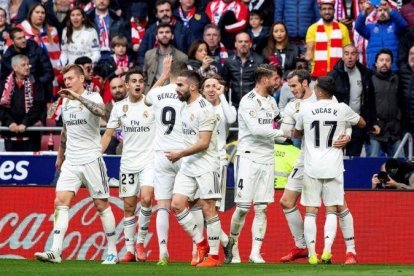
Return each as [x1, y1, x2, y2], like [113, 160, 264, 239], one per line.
[0, 0, 413, 267]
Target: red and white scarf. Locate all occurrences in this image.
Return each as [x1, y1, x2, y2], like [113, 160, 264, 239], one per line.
[112, 54, 129, 68]
[0, 72, 34, 113]
[130, 17, 147, 46]
[178, 6, 196, 28]
[219, 42, 228, 66]
[208, 0, 238, 25]
[313, 19, 343, 77]
[98, 14, 110, 51]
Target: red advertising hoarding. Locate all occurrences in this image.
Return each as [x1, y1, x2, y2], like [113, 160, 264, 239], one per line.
[1, 187, 413, 263]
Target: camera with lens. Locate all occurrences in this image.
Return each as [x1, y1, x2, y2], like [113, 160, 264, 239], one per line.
[376, 171, 390, 189]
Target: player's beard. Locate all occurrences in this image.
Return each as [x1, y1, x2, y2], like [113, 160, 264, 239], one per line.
[178, 90, 190, 102]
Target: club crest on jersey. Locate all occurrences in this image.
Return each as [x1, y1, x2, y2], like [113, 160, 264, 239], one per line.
[79, 103, 83, 110]
[190, 113, 195, 121]
[143, 110, 149, 118]
[295, 102, 300, 112]
[122, 105, 128, 117]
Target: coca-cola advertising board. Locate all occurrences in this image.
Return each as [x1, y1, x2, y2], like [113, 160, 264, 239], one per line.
[1, 187, 414, 263]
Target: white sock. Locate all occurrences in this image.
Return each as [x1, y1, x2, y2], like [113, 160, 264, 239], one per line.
[220, 228, 229, 247]
[51, 206, 69, 255]
[283, 206, 306, 248]
[190, 206, 204, 255]
[230, 204, 250, 239]
[206, 215, 221, 255]
[251, 204, 267, 256]
[323, 211, 337, 253]
[338, 209, 356, 254]
[123, 216, 137, 254]
[304, 213, 317, 255]
[176, 208, 203, 244]
[99, 207, 117, 255]
[137, 206, 152, 244]
[156, 208, 170, 258]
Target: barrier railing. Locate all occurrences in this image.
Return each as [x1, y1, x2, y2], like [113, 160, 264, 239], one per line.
[393, 132, 413, 161]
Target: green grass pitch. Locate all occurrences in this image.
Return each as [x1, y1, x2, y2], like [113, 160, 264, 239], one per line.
[2, 260, 414, 276]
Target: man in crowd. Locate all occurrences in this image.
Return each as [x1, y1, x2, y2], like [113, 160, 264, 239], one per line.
[399, 45, 414, 136]
[34, 64, 118, 264]
[203, 24, 230, 74]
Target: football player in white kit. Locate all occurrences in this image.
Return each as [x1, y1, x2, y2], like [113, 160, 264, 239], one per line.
[145, 59, 189, 265]
[294, 76, 366, 265]
[279, 70, 359, 265]
[101, 68, 155, 263]
[201, 74, 237, 262]
[166, 70, 222, 267]
[226, 64, 288, 264]
[35, 65, 118, 264]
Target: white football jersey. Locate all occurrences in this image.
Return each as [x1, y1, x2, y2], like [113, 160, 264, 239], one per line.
[61, 90, 102, 165]
[214, 96, 237, 163]
[295, 99, 360, 178]
[237, 90, 284, 164]
[107, 96, 155, 173]
[145, 83, 184, 151]
[180, 95, 219, 177]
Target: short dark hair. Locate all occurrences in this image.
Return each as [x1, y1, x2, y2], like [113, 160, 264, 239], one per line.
[375, 48, 393, 63]
[316, 76, 335, 96]
[287, 69, 311, 85]
[249, 9, 263, 19]
[171, 60, 189, 78]
[156, 22, 174, 35]
[10, 27, 24, 40]
[254, 64, 281, 82]
[155, 0, 172, 10]
[125, 67, 145, 83]
[74, 56, 93, 65]
[62, 64, 85, 77]
[178, 70, 202, 89]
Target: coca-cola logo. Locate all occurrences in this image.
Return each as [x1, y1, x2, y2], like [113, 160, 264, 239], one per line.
[0, 195, 154, 260]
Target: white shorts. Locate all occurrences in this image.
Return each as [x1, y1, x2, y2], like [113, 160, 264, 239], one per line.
[173, 171, 221, 201]
[234, 156, 274, 204]
[285, 163, 304, 193]
[119, 164, 154, 198]
[300, 173, 344, 207]
[215, 164, 227, 211]
[154, 151, 181, 200]
[56, 157, 109, 199]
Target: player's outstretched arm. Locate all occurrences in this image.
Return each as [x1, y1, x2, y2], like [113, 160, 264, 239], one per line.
[77, 95, 106, 118]
[357, 116, 366, 128]
[101, 128, 116, 153]
[56, 125, 67, 171]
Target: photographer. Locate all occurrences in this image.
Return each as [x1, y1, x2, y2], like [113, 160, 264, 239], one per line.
[371, 159, 414, 190]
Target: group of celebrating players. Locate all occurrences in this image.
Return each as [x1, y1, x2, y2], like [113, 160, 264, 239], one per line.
[34, 57, 364, 267]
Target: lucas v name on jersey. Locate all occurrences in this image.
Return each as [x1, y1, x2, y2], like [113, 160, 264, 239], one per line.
[311, 107, 338, 116]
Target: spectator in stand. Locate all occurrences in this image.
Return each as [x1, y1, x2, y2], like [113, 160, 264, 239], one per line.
[398, 25, 414, 68]
[203, 24, 230, 73]
[15, 0, 60, 29]
[143, 22, 188, 93]
[205, 0, 249, 50]
[263, 21, 301, 79]
[1, 28, 54, 101]
[137, 0, 192, 66]
[60, 6, 100, 66]
[328, 44, 375, 156]
[75, 56, 102, 94]
[353, 0, 376, 66]
[399, 45, 414, 136]
[129, 2, 149, 55]
[102, 76, 126, 155]
[242, 0, 275, 27]
[173, 0, 210, 41]
[400, 0, 414, 27]
[367, 48, 402, 157]
[17, 3, 61, 74]
[355, 0, 407, 72]
[275, 0, 320, 53]
[103, 35, 133, 79]
[305, 0, 351, 78]
[246, 10, 269, 53]
[9, 0, 23, 25]
[87, 0, 129, 61]
[187, 40, 219, 77]
[0, 8, 11, 62]
[0, 54, 45, 151]
[224, 32, 264, 108]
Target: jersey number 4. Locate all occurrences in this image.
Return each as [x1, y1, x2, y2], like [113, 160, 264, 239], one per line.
[310, 120, 337, 147]
[161, 106, 176, 135]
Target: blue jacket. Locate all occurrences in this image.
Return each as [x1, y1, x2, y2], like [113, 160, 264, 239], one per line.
[173, 8, 210, 42]
[136, 20, 193, 66]
[275, 0, 320, 39]
[355, 10, 408, 72]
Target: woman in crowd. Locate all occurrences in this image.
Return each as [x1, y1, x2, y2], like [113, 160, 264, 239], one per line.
[187, 40, 219, 77]
[263, 21, 300, 78]
[60, 6, 100, 66]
